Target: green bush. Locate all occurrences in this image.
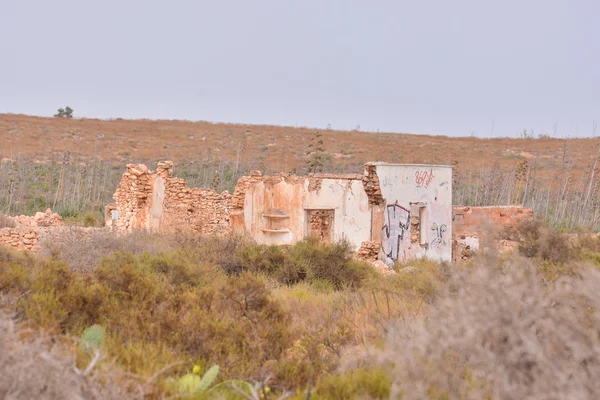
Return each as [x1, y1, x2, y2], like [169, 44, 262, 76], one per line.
[0, 250, 292, 384]
[237, 238, 375, 289]
[83, 212, 98, 227]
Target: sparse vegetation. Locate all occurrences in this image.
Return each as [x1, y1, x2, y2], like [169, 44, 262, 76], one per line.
[0, 214, 16, 228]
[4, 114, 600, 398]
[1, 221, 600, 398]
[369, 257, 600, 399]
[4, 114, 600, 230]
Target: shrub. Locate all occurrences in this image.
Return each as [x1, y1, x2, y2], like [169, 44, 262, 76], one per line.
[0, 215, 16, 229]
[370, 257, 600, 399]
[516, 218, 574, 264]
[83, 212, 98, 227]
[0, 250, 294, 389]
[0, 312, 124, 399]
[237, 238, 375, 289]
[44, 230, 168, 273]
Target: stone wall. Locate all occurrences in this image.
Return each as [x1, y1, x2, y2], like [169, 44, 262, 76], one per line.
[110, 163, 153, 232]
[357, 240, 380, 262]
[453, 206, 533, 235]
[452, 206, 534, 261]
[0, 227, 40, 251]
[0, 209, 63, 252]
[110, 161, 232, 235]
[161, 177, 232, 235]
[14, 209, 63, 227]
[231, 172, 373, 247]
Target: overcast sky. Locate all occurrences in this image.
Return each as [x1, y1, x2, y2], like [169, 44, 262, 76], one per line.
[1, 1, 598, 137]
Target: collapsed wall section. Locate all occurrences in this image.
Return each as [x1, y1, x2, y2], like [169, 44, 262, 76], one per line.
[110, 163, 153, 232]
[0, 209, 63, 251]
[161, 177, 231, 235]
[452, 206, 534, 261]
[453, 206, 533, 234]
[109, 161, 232, 235]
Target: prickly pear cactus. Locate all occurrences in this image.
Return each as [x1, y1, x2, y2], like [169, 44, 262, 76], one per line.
[80, 325, 105, 352]
[177, 365, 220, 393]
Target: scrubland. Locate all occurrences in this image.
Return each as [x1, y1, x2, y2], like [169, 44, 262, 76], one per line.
[1, 219, 600, 399]
[4, 114, 600, 231]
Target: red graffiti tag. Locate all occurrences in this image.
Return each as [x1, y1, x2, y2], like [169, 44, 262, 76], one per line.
[415, 169, 435, 188]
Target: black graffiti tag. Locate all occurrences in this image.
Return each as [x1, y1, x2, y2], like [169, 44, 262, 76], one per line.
[382, 204, 410, 262]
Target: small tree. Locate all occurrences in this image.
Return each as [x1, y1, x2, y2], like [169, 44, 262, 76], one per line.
[54, 106, 74, 118]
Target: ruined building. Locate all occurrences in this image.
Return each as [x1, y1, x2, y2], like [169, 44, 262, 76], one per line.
[0, 161, 532, 261]
[107, 161, 454, 265]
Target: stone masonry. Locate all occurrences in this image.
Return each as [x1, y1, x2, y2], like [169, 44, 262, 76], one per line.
[452, 206, 534, 261]
[0, 209, 63, 251]
[109, 161, 232, 235]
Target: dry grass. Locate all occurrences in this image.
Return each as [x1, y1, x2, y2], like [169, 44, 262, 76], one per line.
[2, 113, 595, 178]
[3, 223, 600, 398]
[0, 214, 16, 228]
[42, 229, 173, 273]
[0, 311, 126, 399]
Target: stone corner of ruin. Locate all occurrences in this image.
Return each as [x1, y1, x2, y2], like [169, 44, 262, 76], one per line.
[361, 164, 384, 206]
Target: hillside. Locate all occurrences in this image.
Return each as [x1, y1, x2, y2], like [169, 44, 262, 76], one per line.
[2, 114, 599, 229]
[1, 114, 596, 176]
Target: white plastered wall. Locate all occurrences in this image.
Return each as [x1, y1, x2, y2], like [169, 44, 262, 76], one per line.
[372, 164, 453, 264]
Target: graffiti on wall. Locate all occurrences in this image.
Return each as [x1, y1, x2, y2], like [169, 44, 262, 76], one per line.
[415, 169, 435, 189]
[430, 222, 448, 251]
[382, 203, 410, 264]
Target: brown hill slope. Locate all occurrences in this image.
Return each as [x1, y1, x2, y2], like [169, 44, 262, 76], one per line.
[1, 114, 596, 177]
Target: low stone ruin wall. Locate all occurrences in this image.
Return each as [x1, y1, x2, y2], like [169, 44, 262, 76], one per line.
[0, 227, 40, 251]
[0, 209, 64, 252]
[452, 206, 534, 261]
[357, 240, 380, 263]
[453, 206, 533, 235]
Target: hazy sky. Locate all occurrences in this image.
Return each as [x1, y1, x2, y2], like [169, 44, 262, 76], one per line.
[1, 1, 598, 137]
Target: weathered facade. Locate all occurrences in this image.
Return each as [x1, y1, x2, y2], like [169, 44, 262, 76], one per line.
[226, 164, 453, 264]
[369, 163, 454, 264]
[229, 172, 372, 248]
[0, 162, 537, 265]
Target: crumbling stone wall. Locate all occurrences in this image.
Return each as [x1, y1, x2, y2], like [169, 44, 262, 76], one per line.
[362, 164, 384, 206]
[161, 177, 231, 235]
[15, 209, 63, 227]
[110, 161, 232, 235]
[452, 206, 533, 261]
[110, 163, 153, 232]
[0, 209, 63, 252]
[0, 227, 40, 251]
[453, 206, 533, 235]
[357, 241, 380, 262]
